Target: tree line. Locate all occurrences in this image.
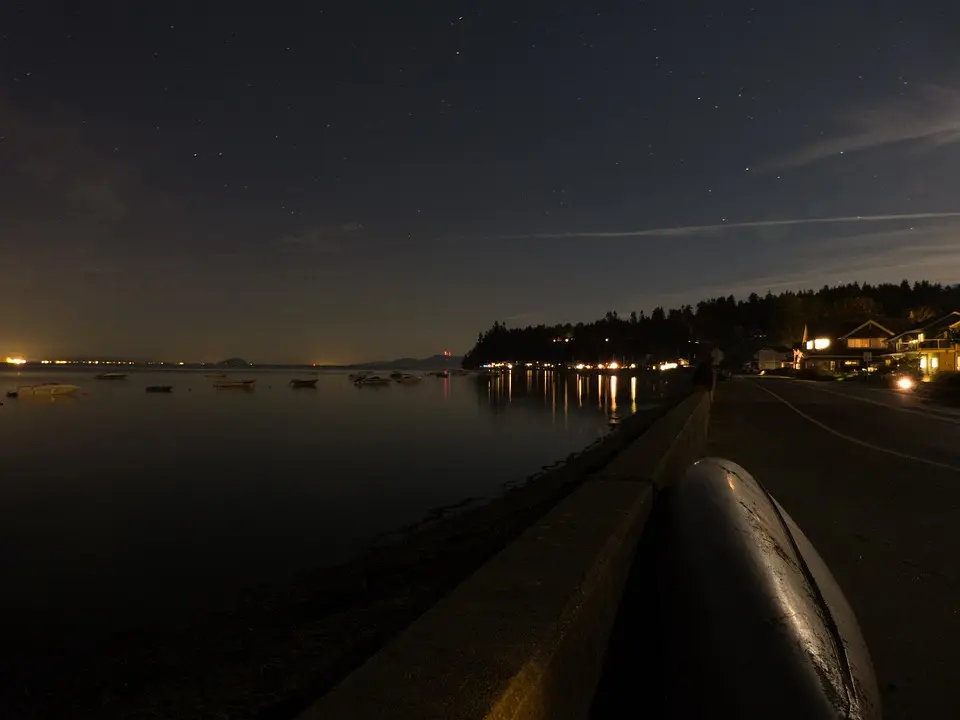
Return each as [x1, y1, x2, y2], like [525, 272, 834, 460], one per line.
[462, 280, 960, 369]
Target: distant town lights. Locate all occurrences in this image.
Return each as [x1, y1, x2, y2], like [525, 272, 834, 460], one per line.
[5, 356, 26, 365]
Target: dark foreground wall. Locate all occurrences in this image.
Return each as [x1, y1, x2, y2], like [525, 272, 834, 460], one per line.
[299, 389, 711, 719]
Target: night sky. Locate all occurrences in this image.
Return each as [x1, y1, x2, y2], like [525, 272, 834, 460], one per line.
[3, 2, 960, 363]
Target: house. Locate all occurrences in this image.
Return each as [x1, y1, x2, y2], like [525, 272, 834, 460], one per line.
[795, 319, 901, 372]
[753, 346, 792, 372]
[887, 311, 960, 376]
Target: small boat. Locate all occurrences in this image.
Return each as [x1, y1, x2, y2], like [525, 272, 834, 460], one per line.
[213, 379, 256, 389]
[348, 371, 371, 382]
[289, 378, 318, 388]
[394, 374, 422, 384]
[146, 385, 173, 393]
[205, 373, 228, 379]
[15, 383, 80, 396]
[354, 375, 391, 386]
[94, 373, 127, 380]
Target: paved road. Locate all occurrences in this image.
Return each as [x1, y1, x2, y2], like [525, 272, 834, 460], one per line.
[708, 377, 960, 719]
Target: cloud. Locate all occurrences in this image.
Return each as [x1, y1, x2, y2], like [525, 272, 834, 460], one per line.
[0, 94, 133, 221]
[642, 223, 960, 308]
[489, 212, 960, 241]
[279, 225, 366, 253]
[503, 312, 539, 324]
[760, 84, 960, 171]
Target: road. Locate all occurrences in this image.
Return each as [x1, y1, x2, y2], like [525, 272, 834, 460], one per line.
[708, 377, 960, 719]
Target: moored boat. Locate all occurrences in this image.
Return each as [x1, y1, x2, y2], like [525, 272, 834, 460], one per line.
[213, 379, 256, 389]
[354, 375, 391, 386]
[15, 383, 80, 396]
[289, 378, 318, 388]
[348, 371, 371, 382]
[394, 374, 422, 384]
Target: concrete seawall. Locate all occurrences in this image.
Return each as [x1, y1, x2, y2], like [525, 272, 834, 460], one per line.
[300, 388, 711, 720]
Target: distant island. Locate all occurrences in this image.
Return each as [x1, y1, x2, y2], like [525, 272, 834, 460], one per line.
[345, 354, 464, 370]
[215, 357, 253, 368]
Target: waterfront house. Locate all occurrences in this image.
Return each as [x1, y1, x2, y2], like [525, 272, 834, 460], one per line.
[887, 311, 960, 376]
[795, 319, 900, 372]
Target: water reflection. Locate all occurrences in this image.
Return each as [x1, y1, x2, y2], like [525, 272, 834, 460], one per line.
[1, 366, 674, 649]
[472, 369, 668, 424]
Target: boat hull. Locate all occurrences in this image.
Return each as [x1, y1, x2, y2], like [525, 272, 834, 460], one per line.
[16, 383, 80, 396]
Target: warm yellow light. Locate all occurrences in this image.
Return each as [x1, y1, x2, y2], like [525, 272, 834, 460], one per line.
[607, 361, 619, 370]
[896, 377, 914, 390]
[813, 338, 830, 350]
[5, 356, 26, 365]
[574, 363, 585, 370]
[659, 362, 678, 371]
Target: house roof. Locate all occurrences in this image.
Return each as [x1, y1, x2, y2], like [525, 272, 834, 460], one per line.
[921, 311, 960, 336]
[839, 319, 896, 339]
[803, 318, 896, 341]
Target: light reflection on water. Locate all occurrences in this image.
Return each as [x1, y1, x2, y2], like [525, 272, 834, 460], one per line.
[0, 367, 671, 638]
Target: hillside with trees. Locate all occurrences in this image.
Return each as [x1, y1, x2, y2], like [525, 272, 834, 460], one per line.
[462, 280, 960, 369]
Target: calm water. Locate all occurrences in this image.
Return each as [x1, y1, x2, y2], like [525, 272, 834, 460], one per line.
[1, 367, 670, 639]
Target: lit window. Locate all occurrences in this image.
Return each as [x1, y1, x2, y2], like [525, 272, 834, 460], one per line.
[805, 340, 814, 350]
[813, 338, 831, 350]
[932, 356, 939, 370]
[920, 356, 927, 370]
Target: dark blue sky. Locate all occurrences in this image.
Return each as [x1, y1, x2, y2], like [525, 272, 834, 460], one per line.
[2, 1, 959, 362]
